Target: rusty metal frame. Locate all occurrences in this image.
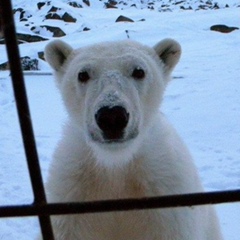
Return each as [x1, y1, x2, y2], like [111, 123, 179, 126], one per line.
[0, 1, 239, 239]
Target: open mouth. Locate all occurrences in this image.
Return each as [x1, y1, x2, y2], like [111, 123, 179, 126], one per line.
[102, 130, 125, 142]
[89, 127, 139, 145]
[90, 131, 126, 144]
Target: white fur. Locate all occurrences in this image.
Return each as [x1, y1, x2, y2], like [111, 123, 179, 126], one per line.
[41, 39, 223, 240]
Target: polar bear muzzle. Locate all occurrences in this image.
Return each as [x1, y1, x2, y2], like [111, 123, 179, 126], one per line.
[95, 106, 129, 142]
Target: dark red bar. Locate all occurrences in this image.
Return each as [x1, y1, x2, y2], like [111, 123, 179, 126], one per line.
[0, 1, 54, 239]
[0, 189, 239, 218]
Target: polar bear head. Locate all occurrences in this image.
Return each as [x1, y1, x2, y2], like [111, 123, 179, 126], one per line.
[45, 39, 181, 166]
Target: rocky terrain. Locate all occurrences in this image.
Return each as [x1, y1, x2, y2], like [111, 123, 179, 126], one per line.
[0, 0, 239, 70]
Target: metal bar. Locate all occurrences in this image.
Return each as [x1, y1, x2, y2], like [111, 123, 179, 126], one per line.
[0, 1, 239, 239]
[0, 189, 240, 218]
[0, 1, 54, 239]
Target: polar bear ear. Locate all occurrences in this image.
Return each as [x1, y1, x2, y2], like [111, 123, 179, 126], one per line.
[44, 40, 73, 71]
[153, 38, 181, 74]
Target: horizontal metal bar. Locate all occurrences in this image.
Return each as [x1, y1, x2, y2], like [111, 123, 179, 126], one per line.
[0, 189, 239, 218]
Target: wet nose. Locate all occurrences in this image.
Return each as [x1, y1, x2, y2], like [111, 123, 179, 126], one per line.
[95, 106, 129, 141]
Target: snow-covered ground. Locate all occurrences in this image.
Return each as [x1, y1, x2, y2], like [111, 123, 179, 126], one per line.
[0, 0, 240, 239]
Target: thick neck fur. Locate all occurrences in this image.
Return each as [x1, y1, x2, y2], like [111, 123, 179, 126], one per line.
[48, 122, 158, 203]
[68, 143, 152, 202]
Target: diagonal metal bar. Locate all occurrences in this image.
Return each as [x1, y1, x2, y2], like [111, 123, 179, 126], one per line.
[0, 1, 54, 239]
[0, 189, 240, 218]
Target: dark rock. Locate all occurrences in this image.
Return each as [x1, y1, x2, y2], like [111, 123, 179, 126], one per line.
[115, 15, 134, 23]
[159, 4, 171, 12]
[20, 10, 32, 20]
[83, 0, 90, 7]
[213, 3, 219, 9]
[37, 1, 50, 10]
[31, 25, 66, 37]
[38, 51, 45, 61]
[210, 24, 239, 33]
[21, 56, 39, 70]
[45, 12, 62, 20]
[108, 0, 117, 5]
[105, 3, 118, 9]
[148, 5, 154, 10]
[0, 56, 39, 71]
[20, 18, 28, 22]
[197, 4, 208, 10]
[206, 0, 212, 5]
[83, 27, 91, 31]
[0, 61, 9, 70]
[37, 2, 46, 10]
[62, 12, 77, 23]
[68, 1, 83, 8]
[175, 1, 184, 5]
[13, 8, 32, 21]
[105, 0, 118, 8]
[46, 26, 66, 37]
[0, 38, 32, 45]
[180, 6, 192, 10]
[13, 8, 24, 14]
[45, 12, 76, 23]
[48, 6, 61, 13]
[16, 33, 48, 43]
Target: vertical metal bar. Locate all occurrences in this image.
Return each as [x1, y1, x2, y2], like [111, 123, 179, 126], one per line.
[0, 1, 54, 239]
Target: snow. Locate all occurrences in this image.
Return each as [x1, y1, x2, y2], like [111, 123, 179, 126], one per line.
[0, 0, 240, 239]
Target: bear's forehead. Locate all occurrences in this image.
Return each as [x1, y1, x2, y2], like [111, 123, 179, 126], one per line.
[74, 40, 153, 60]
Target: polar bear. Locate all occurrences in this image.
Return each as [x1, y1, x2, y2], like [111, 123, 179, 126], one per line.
[43, 39, 223, 240]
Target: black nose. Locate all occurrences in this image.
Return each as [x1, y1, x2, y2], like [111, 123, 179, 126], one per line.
[95, 106, 129, 141]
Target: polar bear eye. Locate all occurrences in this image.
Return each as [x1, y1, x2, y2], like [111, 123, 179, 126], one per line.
[78, 71, 90, 83]
[132, 67, 145, 80]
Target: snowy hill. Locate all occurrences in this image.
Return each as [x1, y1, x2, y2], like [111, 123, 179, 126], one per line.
[0, 0, 239, 69]
[0, 0, 240, 239]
